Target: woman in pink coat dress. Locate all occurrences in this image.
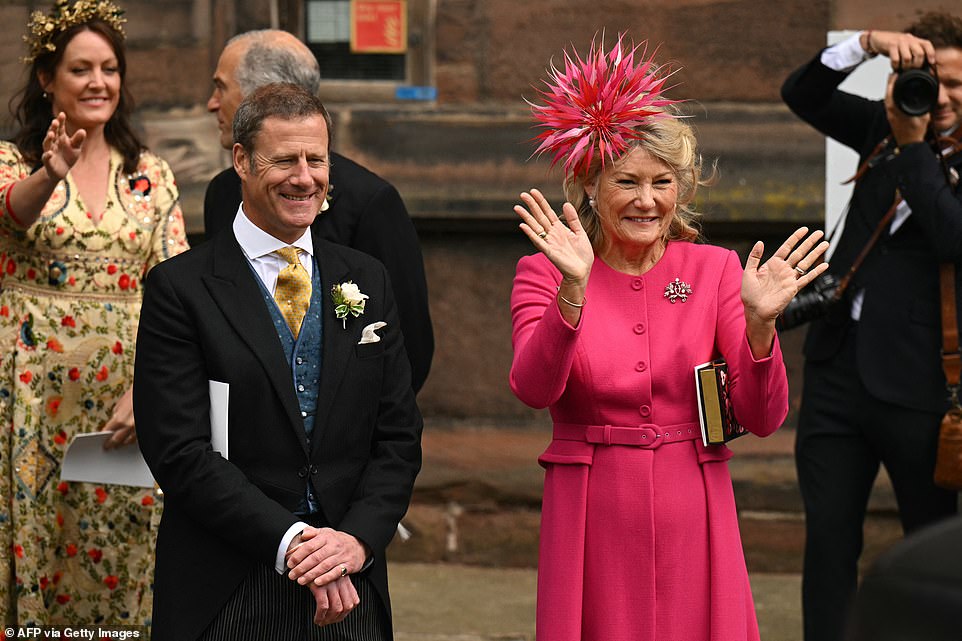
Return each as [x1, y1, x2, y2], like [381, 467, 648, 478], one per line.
[510, 38, 830, 641]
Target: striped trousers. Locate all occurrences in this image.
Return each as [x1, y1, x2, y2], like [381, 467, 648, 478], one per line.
[197, 563, 388, 641]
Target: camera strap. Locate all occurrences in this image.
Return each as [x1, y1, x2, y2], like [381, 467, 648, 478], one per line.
[833, 132, 962, 302]
[833, 196, 901, 301]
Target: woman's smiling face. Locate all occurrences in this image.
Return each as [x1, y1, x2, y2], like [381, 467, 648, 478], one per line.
[41, 28, 121, 133]
[587, 146, 677, 263]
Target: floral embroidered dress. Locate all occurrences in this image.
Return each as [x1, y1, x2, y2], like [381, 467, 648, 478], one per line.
[0, 141, 188, 628]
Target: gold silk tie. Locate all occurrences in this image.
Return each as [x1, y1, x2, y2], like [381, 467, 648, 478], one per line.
[273, 247, 311, 339]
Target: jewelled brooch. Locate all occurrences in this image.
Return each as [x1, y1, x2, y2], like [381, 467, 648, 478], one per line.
[664, 278, 692, 303]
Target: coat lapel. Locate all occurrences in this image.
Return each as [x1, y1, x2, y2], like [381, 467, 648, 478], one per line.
[201, 231, 308, 452]
[311, 237, 354, 452]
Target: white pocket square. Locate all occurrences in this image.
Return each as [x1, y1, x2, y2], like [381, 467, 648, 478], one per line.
[358, 321, 387, 344]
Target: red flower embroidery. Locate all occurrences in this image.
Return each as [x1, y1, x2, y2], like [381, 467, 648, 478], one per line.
[68, 276, 76, 285]
[118, 274, 131, 290]
[87, 548, 103, 563]
[112, 341, 123, 355]
[107, 264, 118, 275]
[46, 338, 64, 353]
[130, 278, 138, 290]
[95, 366, 109, 381]
[40, 576, 49, 590]
[5, 259, 15, 275]
[0, 305, 8, 317]
[26, 268, 36, 280]
[61, 316, 76, 328]
[57, 482, 69, 495]
[19, 371, 32, 384]
[129, 231, 137, 240]
[68, 368, 81, 381]
[141, 495, 155, 506]
[56, 227, 64, 235]
[65, 544, 78, 557]
[56, 512, 64, 527]
[103, 575, 119, 590]
[95, 487, 108, 503]
[55, 594, 70, 604]
[53, 427, 66, 443]
[13, 545, 23, 558]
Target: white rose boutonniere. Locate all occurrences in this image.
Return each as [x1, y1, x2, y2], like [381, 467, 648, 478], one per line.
[332, 281, 368, 329]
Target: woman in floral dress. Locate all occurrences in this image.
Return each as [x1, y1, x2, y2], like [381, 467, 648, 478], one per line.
[0, 0, 188, 629]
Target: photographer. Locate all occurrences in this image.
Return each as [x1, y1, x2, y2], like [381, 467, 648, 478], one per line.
[782, 11, 962, 641]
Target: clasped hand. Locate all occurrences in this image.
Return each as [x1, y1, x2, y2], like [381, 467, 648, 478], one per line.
[286, 527, 367, 626]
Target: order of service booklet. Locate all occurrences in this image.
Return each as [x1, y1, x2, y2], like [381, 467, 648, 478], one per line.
[694, 359, 747, 447]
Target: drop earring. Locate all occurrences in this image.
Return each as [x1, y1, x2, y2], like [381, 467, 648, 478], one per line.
[588, 196, 596, 209]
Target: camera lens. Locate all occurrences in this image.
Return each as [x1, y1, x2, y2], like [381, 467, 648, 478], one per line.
[893, 68, 939, 116]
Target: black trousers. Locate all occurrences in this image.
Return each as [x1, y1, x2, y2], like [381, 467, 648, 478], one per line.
[197, 563, 388, 641]
[796, 323, 958, 641]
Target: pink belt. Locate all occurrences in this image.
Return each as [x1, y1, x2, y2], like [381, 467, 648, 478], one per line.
[553, 422, 701, 449]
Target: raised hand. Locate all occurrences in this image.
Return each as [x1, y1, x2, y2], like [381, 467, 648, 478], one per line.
[863, 30, 936, 70]
[742, 227, 830, 357]
[514, 189, 595, 286]
[41, 112, 86, 182]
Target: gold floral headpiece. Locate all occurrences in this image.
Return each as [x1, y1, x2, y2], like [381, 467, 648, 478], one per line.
[23, 0, 126, 64]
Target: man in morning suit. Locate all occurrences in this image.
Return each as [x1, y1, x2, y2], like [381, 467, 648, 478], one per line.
[204, 29, 433, 393]
[135, 83, 422, 641]
[782, 11, 962, 641]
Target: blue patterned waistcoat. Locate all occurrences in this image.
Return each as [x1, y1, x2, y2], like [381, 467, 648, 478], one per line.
[256, 257, 323, 514]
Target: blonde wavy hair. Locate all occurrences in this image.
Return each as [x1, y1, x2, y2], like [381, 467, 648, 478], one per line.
[563, 107, 712, 249]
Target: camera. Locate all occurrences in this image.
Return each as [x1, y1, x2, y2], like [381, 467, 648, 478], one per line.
[893, 62, 940, 116]
[777, 272, 841, 331]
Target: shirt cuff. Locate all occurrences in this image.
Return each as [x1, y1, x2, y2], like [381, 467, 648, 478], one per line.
[276, 521, 310, 574]
[820, 32, 873, 72]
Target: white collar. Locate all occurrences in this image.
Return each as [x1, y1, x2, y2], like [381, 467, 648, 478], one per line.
[232, 205, 315, 261]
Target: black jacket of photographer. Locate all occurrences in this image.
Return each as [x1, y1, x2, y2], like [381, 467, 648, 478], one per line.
[782, 51, 962, 414]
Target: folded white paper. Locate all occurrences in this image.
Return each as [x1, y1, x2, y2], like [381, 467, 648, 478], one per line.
[60, 432, 155, 488]
[209, 380, 229, 459]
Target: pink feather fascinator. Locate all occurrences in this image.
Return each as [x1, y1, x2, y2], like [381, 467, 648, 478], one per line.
[528, 34, 681, 178]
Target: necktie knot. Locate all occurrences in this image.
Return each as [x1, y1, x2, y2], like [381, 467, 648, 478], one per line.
[275, 246, 302, 266]
[273, 247, 311, 339]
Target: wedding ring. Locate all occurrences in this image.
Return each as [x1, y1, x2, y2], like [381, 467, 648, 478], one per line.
[537, 230, 548, 239]
[794, 266, 806, 276]
[339, 565, 348, 577]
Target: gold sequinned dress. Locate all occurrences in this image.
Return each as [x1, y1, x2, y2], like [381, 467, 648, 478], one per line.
[0, 141, 189, 628]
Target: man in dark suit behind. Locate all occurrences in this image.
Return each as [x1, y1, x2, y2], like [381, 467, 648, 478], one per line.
[135, 83, 422, 641]
[204, 29, 433, 393]
[782, 12, 962, 641]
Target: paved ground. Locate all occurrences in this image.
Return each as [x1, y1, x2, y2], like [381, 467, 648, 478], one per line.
[390, 562, 802, 641]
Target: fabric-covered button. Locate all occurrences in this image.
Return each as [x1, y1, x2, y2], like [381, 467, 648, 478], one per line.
[635, 361, 647, 372]
[639, 405, 651, 417]
[633, 323, 646, 334]
[631, 278, 644, 291]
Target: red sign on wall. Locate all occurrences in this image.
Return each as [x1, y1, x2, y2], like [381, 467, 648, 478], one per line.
[351, 0, 407, 54]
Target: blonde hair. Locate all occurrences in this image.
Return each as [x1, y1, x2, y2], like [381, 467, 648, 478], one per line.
[563, 108, 711, 249]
